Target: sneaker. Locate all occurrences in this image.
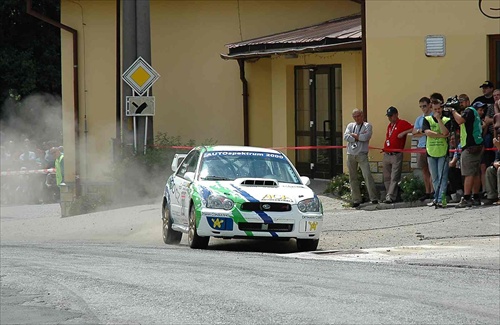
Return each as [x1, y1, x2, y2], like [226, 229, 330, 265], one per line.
[384, 198, 394, 204]
[352, 202, 361, 208]
[419, 193, 429, 202]
[482, 198, 496, 206]
[427, 200, 437, 207]
[472, 199, 481, 206]
[371, 200, 379, 204]
[455, 197, 472, 208]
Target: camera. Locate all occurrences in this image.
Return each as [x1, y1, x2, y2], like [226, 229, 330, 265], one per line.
[442, 95, 462, 113]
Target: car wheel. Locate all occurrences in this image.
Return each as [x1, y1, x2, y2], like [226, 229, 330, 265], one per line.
[162, 204, 182, 244]
[188, 205, 209, 249]
[296, 238, 319, 252]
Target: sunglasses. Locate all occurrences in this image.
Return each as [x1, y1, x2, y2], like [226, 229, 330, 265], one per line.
[430, 100, 442, 105]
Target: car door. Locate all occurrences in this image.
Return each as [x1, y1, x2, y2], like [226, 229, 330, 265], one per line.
[170, 150, 200, 226]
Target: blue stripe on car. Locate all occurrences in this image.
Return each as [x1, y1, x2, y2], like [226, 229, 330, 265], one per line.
[231, 185, 276, 234]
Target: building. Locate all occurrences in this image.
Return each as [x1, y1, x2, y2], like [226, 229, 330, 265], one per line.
[37, 0, 500, 212]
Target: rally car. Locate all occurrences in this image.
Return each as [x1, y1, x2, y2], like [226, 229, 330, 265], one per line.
[161, 146, 323, 251]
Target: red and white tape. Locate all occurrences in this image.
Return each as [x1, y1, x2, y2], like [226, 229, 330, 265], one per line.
[0, 168, 56, 177]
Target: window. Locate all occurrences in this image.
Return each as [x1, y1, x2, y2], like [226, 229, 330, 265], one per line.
[489, 35, 500, 89]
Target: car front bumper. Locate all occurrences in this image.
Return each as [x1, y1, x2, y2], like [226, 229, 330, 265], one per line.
[196, 206, 323, 239]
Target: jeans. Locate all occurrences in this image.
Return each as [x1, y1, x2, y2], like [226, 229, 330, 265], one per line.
[427, 155, 449, 203]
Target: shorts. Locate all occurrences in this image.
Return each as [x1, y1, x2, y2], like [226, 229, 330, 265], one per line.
[416, 152, 428, 169]
[461, 146, 483, 176]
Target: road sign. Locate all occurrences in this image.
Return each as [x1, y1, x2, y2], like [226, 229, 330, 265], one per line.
[126, 96, 155, 116]
[122, 57, 160, 96]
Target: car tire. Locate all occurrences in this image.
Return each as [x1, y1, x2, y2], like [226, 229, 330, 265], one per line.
[296, 238, 319, 252]
[162, 204, 182, 244]
[188, 205, 209, 249]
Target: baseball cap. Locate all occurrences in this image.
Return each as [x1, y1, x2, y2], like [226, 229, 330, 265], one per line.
[386, 106, 398, 116]
[479, 81, 494, 88]
[472, 101, 486, 109]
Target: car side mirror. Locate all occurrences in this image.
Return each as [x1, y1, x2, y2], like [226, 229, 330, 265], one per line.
[184, 172, 195, 182]
[300, 176, 310, 186]
[171, 153, 187, 172]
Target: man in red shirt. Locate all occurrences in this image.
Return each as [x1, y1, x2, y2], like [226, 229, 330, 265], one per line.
[383, 106, 414, 203]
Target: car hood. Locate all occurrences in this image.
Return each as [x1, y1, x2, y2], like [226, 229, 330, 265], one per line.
[194, 178, 316, 205]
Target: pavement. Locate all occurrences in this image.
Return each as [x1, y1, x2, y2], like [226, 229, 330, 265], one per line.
[1, 178, 499, 269]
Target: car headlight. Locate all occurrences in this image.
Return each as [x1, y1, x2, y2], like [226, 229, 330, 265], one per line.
[297, 197, 320, 213]
[206, 195, 234, 210]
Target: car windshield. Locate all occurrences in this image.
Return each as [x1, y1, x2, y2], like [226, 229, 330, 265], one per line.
[199, 151, 301, 184]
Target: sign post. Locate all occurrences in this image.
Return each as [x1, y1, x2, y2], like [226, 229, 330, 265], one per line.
[122, 57, 160, 154]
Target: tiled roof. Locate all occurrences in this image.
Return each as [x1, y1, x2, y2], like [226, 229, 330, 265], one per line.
[222, 14, 361, 59]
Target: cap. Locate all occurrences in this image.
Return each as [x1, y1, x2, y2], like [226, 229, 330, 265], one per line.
[479, 81, 494, 88]
[386, 106, 398, 116]
[472, 101, 486, 109]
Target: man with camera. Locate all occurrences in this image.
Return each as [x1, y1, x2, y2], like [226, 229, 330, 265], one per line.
[447, 95, 484, 207]
[343, 109, 378, 207]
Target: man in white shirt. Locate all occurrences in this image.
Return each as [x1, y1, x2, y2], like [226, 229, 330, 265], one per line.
[343, 109, 378, 207]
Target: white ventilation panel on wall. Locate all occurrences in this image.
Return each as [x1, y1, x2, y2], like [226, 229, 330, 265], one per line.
[425, 35, 446, 57]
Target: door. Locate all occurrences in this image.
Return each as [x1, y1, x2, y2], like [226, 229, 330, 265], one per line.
[295, 65, 343, 179]
[170, 149, 200, 226]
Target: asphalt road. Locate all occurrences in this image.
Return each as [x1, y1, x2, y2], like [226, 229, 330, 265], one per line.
[1, 194, 499, 324]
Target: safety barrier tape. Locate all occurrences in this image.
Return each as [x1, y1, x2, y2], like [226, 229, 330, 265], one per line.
[0, 168, 56, 177]
[3, 145, 497, 177]
[149, 144, 498, 153]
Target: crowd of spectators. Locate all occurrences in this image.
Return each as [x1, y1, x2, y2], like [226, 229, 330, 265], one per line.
[0, 136, 62, 205]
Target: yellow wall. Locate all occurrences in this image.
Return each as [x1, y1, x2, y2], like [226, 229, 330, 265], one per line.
[61, 0, 360, 182]
[61, 0, 117, 182]
[365, 0, 500, 161]
[245, 51, 363, 165]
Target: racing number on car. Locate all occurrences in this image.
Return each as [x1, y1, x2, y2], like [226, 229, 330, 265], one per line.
[305, 221, 318, 232]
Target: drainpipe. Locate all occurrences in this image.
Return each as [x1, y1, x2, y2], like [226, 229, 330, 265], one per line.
[237, 59, 249, 146]
[115, 0, 121, 155]
[26, 0, 81, 196]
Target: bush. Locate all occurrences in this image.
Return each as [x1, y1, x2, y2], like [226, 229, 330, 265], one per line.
[107, 132, 216, 206]
[399, 175, 425, 202]
[325, 169, 368, 205]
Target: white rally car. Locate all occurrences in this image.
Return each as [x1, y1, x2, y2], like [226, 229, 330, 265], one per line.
[162, 146, 323, 251]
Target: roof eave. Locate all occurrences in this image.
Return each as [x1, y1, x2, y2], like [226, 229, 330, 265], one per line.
[220, 40, 362, 60]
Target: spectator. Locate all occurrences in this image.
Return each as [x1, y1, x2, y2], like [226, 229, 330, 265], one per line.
[343, 109, 379, 207]
[448, 133, 463, 202]
[412, 97, 433, 201]
[422, 93, 452, 207]
[448, 95, 484, 208]
[473, 81, 495, 106]
[50, 146, 64, 187]
[475, 101, 494, 194]
[382, 106, 413, 204]
[483, 137, 500, 205]
[492, 89, 500, 140]
[19, 138, 40, 168]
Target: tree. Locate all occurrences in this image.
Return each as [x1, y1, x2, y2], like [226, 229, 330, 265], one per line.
[0, 0, 61, 118]
[0, 0, 61, 144]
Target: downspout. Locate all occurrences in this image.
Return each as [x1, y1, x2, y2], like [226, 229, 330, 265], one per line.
[361, 0, 367, 120]
[116, 0, 121, 146]
[26, 0, 81, 196]
[237, 59, 249, 146]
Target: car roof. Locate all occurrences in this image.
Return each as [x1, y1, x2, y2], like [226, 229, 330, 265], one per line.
[202, 145, 282, 155]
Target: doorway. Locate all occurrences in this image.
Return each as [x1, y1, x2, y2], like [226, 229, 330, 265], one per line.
[295, 65, 343, 179]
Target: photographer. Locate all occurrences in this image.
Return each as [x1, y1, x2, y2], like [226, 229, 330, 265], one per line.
[423, 93, 451, 207]
[447, 94, 484, 207]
